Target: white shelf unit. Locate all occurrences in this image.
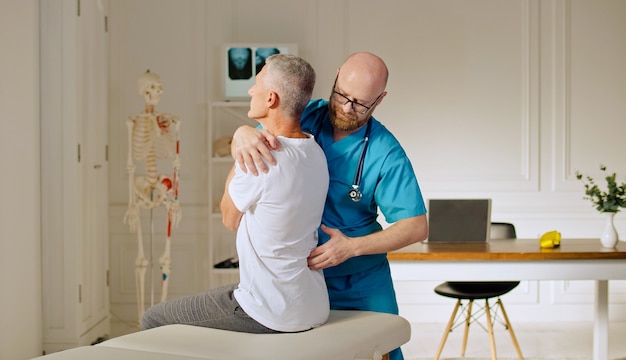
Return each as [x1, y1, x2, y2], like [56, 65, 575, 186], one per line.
[207, 101, 255, 288]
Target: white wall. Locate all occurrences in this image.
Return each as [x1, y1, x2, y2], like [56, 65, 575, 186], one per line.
[107, 0, 626, 324]
[0, 0, 43, 358]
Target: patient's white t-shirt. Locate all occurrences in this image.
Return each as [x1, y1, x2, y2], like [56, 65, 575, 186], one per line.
[230, 135, 330, 332]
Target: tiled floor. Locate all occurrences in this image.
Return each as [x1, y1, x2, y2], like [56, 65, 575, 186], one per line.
[404, 321, 626, 360]
[110, 317, 626, 359]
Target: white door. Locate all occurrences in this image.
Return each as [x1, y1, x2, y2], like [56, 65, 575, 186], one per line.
[77, 0, 110, 336]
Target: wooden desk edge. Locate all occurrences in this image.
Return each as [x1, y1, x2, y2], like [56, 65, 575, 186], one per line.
[387, 239, 626, 261]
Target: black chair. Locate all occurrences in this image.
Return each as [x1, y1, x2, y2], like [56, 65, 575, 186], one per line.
[433, 222, 524, 360]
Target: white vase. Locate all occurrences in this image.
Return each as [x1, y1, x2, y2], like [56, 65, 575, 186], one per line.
[600, 212, 619, 248]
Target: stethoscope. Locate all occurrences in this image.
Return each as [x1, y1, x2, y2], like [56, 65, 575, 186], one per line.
[347, 120, 372, 202]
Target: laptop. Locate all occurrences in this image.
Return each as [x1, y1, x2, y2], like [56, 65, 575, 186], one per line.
[426, 198, 492, 243]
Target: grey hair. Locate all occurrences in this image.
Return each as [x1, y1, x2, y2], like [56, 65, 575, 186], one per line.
[262, 54, 316, 119]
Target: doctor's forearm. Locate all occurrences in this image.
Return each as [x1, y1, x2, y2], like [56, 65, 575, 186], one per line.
[354, 215, 428, 256]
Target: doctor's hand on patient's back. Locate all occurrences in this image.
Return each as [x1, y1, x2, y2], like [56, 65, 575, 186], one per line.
[231, 125, 282, 176]
[307, 224, 356, 271]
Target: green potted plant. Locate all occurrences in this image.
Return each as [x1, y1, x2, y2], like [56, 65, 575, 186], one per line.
[575, 165, 626, 247]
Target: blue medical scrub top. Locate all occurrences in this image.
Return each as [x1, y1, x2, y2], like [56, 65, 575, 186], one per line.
[300, 99, 427, 278]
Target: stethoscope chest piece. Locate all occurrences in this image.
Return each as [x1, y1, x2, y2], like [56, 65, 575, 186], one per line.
[348, 185, 362, 202]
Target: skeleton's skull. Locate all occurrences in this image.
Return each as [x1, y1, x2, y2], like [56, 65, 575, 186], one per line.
[137, 70, 163, 106]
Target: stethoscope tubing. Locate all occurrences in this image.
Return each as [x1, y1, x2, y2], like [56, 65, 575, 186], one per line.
[348, 120, 372, 202]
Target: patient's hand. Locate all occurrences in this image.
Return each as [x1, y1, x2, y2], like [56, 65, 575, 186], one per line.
[231, 125, 281, 175]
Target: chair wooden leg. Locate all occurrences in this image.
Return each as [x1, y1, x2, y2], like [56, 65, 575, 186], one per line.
[497, 298, 524, 359]
[461, 299, 473, 356]
[381, 354, 389, 360]
[484, 299, 497, 360]
[434, 299, 461, 360]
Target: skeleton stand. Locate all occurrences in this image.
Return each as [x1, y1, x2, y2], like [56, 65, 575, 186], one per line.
[124, 70, 181, 325]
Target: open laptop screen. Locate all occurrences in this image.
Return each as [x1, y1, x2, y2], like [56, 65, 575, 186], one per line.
[427, 199, 492, 243]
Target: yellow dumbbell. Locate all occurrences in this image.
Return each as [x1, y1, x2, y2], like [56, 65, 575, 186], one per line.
[539, 230, 561, 248]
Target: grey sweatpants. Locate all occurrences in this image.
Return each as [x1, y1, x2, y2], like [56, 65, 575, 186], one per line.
[141, 283, 279, 334]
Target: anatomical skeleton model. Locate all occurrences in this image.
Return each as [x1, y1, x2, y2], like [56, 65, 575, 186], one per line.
[124, 70, 181, 323]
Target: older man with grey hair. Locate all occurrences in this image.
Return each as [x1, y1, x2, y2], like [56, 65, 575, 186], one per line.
[142, 54, 330, 334]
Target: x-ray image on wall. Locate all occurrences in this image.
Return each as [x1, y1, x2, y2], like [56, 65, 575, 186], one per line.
[223, 44, 297, 100]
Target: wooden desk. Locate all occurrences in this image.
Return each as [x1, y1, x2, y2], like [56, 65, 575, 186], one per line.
[388, 238, 626, 360]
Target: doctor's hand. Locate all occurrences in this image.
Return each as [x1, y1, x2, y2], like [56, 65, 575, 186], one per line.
[231, 125, 281, 176]
[307, 225, 355, 271]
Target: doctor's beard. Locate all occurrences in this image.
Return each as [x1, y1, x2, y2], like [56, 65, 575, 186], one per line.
[328, 100, 370, 132]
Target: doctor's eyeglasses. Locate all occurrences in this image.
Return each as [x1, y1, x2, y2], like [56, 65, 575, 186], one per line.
[331, 76, 384, 115]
